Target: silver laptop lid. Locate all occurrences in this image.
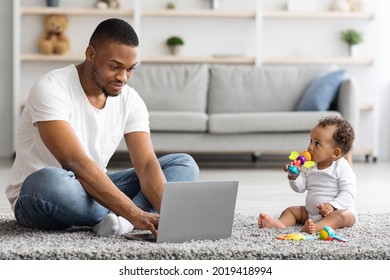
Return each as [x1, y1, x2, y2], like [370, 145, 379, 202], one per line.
[157, 180, 238, 243]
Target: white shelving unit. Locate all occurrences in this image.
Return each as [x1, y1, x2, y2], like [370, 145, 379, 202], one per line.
[13, 0, 376, 156]
[15, 1, 375, 65]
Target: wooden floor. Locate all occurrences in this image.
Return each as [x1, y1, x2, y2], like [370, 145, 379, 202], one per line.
[1, 155, 389, 215]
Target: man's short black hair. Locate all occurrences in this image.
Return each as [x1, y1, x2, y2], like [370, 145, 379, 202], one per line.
[89, 18, 139, 48]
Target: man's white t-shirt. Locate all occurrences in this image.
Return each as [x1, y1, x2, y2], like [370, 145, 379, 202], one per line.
[6, 65, 150, 210]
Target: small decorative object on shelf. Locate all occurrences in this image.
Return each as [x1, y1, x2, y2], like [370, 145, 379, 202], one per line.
[96, 0, 120, 9]
[341, 29, 363, 57]
[331, 0, 352, 11]
[166, 36, 184, 55]
[37, 15, 70, 55]
[45, 0, 60, 7]
[331, 0, 371, 12]
[209, 0, 220, 10]
[349, 0, 372, 12]
[166, 2, 176, 9]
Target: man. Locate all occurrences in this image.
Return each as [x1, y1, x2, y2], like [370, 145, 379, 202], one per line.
[6, 18, 199, 236]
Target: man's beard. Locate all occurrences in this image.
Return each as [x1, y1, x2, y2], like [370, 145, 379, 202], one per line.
[91, 63, 121, 97]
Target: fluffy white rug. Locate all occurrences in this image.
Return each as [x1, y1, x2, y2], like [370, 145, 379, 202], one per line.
[0, 212, 389, 260]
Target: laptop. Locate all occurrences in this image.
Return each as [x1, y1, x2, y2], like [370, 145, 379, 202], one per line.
[124, 180, 239, 243]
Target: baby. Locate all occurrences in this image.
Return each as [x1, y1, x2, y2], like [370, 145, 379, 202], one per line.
[258, 116, 357, 233]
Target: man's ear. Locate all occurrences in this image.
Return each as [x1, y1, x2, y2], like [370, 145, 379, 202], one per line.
[333, 147, 342, 159]
[85, 45, 95, 61]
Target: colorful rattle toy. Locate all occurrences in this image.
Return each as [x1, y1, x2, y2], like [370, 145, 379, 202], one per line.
[319, 226, 347, 242]
[277, 233, 317, 241]
[277, 226, 347, 242]
[287, 150, 315, 176]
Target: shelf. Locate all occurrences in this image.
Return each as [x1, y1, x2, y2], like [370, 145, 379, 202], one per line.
[21, 7, 133, 16]
[21, 53, 256, 64]
[22, 53, 374, 66]
[263, 57, 374, 66]
[142, 10, 256, 19]
[21, 53, 83, 62]
[264, 11, 374, 20]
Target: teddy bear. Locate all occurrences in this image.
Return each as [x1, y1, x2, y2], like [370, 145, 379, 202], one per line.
[96, 0, 120, 9]
[37, 14, 70, 55]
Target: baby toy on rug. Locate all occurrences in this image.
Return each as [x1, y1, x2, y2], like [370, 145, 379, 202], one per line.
[37, 14, 70, 55]
[319, 226, 348, 242]
[277, 232, 317, 241]
[277, 226, 347, 242]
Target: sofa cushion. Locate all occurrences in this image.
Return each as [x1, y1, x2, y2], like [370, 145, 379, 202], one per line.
[208, 65, 339, 114]
[297, 69, 345, 111]
[208, 111, 342, 134]
[129, 64, 209, 112]
[150, 111, 208, 132]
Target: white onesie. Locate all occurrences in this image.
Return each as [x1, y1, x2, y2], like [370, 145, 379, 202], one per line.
[289, 157, 357, 222]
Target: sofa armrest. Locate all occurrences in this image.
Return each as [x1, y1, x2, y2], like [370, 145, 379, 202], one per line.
[337, 77, 360, 136]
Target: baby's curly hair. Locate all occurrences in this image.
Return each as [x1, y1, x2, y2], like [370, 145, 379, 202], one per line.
[317, 116, 355, 155]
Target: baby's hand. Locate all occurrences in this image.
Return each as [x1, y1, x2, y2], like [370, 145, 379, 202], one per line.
[317, 203, 335, 217]
[285, 162, 300, 180]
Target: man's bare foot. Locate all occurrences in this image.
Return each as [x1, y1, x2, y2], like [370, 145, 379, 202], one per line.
[258, 213, 285, 229]
[301, 219, 317, 234]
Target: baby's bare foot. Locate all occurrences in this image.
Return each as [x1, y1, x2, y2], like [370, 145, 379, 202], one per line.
[258, 213, 285, 229]
[301, 219, 317, 234]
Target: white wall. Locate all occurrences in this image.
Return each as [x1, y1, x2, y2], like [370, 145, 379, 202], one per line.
[374, 0, 390, 160]
[0, 0, 13, 158]
[1, 0, 389, 160]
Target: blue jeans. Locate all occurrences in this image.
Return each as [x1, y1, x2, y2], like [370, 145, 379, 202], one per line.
[14, 153, 199, 230]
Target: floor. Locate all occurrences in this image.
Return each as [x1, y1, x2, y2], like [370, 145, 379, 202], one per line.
[0, 155, 389, 215]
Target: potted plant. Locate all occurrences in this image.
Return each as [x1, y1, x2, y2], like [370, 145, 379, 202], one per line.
[341, 29, 363, 57]
[166, 2, 176, 9]
[166, 36, 184, 55]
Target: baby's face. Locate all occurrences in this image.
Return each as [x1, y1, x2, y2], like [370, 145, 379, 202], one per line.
[307, 125, 339, 164]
